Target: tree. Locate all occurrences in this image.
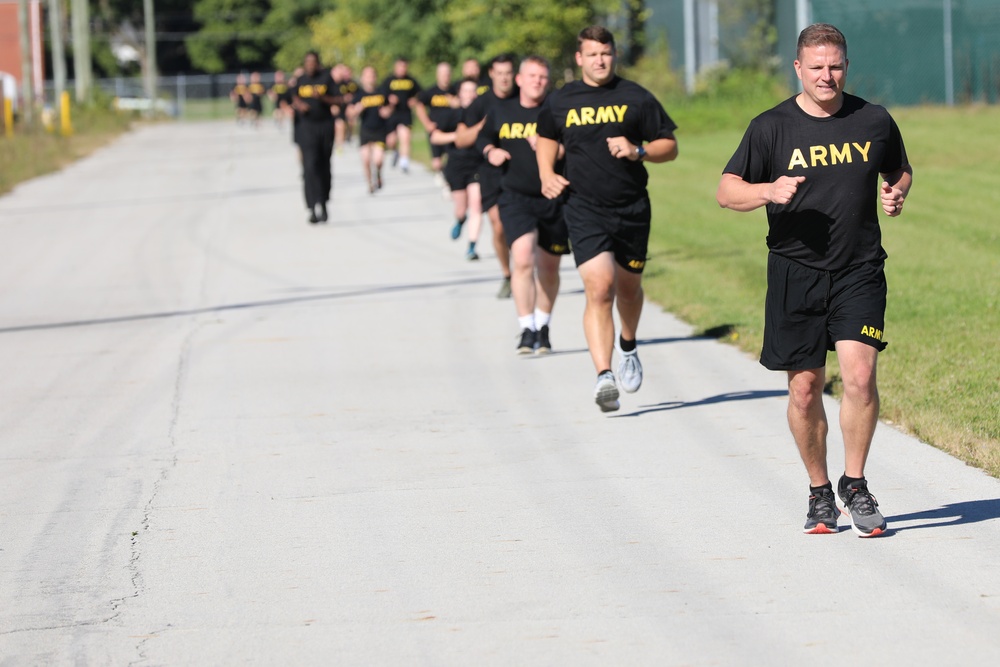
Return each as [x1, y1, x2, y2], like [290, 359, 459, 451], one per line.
[186, 0, 274, 73]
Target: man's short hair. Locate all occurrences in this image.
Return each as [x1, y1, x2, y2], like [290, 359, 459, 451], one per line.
[519, 55, 550, 73]
[489, 53, 517, 69]
[797, 23, 847, 59]
[577, 25, 616, 51]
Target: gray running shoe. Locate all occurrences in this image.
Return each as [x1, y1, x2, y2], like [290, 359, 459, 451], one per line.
[803, 487, 838, 534]
[838, 478, 887, 537]
[497, 277, 512, 299]
[594, 371, 620, 412]
[617, 347, 643, 393]
[516, 328, 536, 355]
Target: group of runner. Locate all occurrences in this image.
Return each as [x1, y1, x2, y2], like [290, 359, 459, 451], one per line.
[242, 23, 912, 538]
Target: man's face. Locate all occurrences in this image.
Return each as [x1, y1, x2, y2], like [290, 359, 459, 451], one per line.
[457, 80, 478, 107]
[575, 40, 616, 86]
[303, 54, 319, 76]
[794, 44, 848, 112]
[490, 62, 515, 97]
[516, 62, 549, 104]
[394, 60, 408, 78]
[361, 67, 376, 89]
[436, 63, 452, 88]
[462, 59, 480, 79]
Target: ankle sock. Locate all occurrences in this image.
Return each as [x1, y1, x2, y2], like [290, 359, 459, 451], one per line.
[619, 336, 637, 352]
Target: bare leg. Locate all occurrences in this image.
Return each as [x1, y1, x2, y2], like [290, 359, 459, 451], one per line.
[465, 183, 482, 244]
[510, 232, 538, 318]
[787, 368, 830, 487]
[451, 188, 469, 224]
[615, 267, 644, 342]
[577, 252, 618, 373]
[397, 124, 412, 163]
[488, 205, 511, 279]
[835, 340, 880, 478]
[535, 248, 562, 316]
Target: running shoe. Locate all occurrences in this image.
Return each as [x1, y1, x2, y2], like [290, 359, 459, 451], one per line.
[837, 478, 887, 537]
[450, 218, 465, 240]
[496, 277, 512, 299]
[516, 328, 536, 355]
[535, 325, 551, 355]
[803, 487, 838, 534]
[317, 203, 328, 223]
[594, 371, 620, 412]
[466, 248, 480, 261]
[308, 210, 319, 224]
[617, 346, 643, 393]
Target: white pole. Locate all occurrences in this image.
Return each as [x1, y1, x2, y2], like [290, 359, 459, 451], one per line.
[943, 0, 955, 106]
[683, 0, 695, 94]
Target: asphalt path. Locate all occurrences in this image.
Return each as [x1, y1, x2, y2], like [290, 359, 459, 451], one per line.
[1, 121, 999, 665]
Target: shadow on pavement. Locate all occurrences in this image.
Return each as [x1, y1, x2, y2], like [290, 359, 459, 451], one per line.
[611, 389, 788, 418]
[0, 185, 298, 214]
[886, 498, 1000, 532]
[0, 275, 502, 334]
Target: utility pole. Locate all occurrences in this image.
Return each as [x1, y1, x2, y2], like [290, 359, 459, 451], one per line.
[71, 0, 92, 103]
[143, 0, 157, 116]
[47, 0, 67, 122]
[17, 0, 35, 124]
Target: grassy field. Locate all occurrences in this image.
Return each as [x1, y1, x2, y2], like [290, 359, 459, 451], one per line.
[642, 103, 1000, 476]
[0, 105, 132, 196]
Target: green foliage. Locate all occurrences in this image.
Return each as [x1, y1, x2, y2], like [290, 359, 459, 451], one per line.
[717, 0, 778, 71]
[187, 0, 274, 73]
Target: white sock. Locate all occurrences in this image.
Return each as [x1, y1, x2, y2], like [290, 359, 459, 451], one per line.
[518, 314, 536, 331]
[400, 157, 410, 169]
[533, 309, 551, 329]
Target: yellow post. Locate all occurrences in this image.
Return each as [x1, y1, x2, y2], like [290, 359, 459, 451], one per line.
[61, 91, 73, 136]
[3, 98, 13, 138]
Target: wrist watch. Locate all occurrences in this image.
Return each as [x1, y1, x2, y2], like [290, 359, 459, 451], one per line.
[635, 145, 647, 161]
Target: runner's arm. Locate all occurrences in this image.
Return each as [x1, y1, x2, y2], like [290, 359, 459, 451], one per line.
[716, 172, 806, 212]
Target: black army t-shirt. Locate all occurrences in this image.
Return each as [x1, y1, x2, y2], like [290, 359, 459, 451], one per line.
[537, 76, 676, 207]
[381, 74, 421, 108]
[294, 70, 336, 123]
[416, 85, 454, 128]
[723, 93, 908, 271]
[479, 96, 562, 197]
[437, 107, 483, 174]
[355, 88, 391, 133]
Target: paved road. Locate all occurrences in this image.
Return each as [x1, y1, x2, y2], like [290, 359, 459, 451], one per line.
[1, 121, 998, 665]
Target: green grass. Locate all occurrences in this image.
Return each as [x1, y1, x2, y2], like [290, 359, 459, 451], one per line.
[643, 103, 1000, 477]
[0, 104, 132, 196]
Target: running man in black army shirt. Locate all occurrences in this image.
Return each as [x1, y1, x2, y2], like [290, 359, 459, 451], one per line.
[348, 65, 396, 194]
[537, 26, 678, 413]
[716, 23, 912, 538]
[478, 56, 570, 355]
[381, 58, 422, 173]
[415, 62, 457, 186]
[291, 51, 341, 224]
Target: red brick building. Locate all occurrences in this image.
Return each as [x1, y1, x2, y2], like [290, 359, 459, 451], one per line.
[0, 0, 45, 105]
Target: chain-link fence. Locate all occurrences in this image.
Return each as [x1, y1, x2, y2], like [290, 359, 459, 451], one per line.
[781, 0, 999, 106]
[40, 73, 284, 119]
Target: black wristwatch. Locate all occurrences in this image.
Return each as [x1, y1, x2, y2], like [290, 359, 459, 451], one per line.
[635, 145, 647, 161]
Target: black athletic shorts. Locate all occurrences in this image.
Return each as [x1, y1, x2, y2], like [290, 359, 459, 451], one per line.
[430, 142, 446, 159]
[445, 161, 479, 192]
[249, 98, 262, 113]
[359, 127, 387, 147]
[479, 165, 503, 210]
[499, 190, 570, 255]
[563, 195, 651, 272]
[761, 253, 888, 371]
[388, 109, 412, 130]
